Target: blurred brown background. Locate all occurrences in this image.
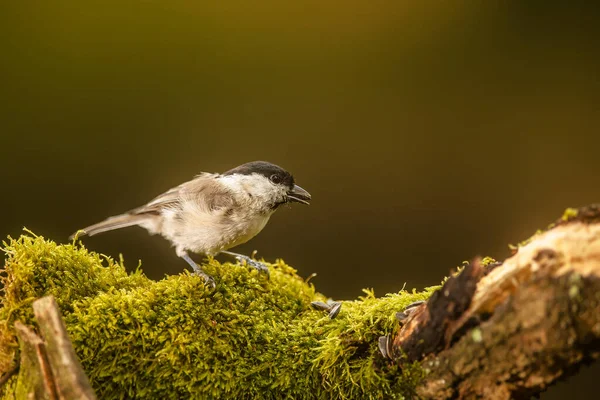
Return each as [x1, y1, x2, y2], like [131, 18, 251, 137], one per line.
[1, 1, 599, 397]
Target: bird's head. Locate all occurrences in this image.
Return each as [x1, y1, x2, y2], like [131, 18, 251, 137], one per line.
[221, 161, 311, 210]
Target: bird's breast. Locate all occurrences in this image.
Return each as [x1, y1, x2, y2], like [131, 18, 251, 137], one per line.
[224, 213, 271, 250]
[160, 201, 274, 255]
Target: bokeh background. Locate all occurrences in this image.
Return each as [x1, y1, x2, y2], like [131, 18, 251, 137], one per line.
[1, 1, 599, 397]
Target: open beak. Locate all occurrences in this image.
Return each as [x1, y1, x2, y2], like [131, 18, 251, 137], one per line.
[287, 184, 311, 205]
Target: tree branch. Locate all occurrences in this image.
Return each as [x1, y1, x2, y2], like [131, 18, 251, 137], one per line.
[390, 205, 600, 399]
[1, 206, 600, 399]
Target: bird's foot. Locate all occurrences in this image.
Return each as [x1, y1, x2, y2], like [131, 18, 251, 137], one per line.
[221, 251, 270, 277]
[180, 252, 216, 289]
[193, 270, 216, 289]
[236, 255, 270, 276]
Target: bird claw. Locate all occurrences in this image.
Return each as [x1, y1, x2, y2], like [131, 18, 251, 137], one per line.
[235, 255, 270, 277]
[193, 270, 216, 289]
[181, 252, 216, 289]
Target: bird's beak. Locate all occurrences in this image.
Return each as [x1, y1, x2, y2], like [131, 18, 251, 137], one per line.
[287, 184, 311, 205]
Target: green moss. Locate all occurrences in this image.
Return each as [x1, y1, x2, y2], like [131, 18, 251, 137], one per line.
[1, 232, 436, 399]
[480, 256, 497, 267]
[560, 207, 579, 222]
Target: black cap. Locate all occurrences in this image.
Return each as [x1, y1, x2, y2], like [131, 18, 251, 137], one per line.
[223, 161, 295, 188]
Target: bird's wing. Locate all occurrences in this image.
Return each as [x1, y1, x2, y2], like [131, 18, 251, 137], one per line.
[129, 174, 235, 216]
[133, 186, 182, 214]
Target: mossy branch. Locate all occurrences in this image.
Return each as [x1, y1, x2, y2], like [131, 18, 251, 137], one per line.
[1, 205, 600, 399]
[0, 231, 432, 399]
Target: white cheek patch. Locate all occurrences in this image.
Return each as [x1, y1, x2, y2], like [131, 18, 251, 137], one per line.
[243, 179, 275, 198]
[219, 174, 275, 199]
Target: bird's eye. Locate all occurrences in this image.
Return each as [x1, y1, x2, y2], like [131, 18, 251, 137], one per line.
[270, 174, 281, 184]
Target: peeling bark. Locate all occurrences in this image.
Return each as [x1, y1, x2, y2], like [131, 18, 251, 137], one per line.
[390, 205, 600, 399]
[392, 258, 484, 362]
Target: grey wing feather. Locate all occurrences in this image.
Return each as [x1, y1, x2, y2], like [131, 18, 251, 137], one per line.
[129, 185, 183, 215]
[130, 173, 233, 215]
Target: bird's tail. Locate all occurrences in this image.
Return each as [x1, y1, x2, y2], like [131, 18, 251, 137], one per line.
[70, 213, 149, 240]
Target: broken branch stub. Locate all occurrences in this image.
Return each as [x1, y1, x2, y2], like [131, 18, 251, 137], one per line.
[13, 296, 97, 400]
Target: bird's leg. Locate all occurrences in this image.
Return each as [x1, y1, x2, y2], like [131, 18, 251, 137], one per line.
[220, 250, 270, 276]
[180, 252, 216, 288]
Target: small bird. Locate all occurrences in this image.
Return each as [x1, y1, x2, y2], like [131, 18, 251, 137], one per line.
[71, 161, 311, 286]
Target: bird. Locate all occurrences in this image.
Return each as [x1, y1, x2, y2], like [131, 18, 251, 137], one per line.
[70, 161, 311, 286]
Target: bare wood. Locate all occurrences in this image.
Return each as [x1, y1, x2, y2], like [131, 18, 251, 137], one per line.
[32, 296, 97, 400]
[390, 206, 600, 399]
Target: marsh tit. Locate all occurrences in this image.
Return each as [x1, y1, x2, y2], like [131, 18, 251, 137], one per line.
[71, 161, 311, 286]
